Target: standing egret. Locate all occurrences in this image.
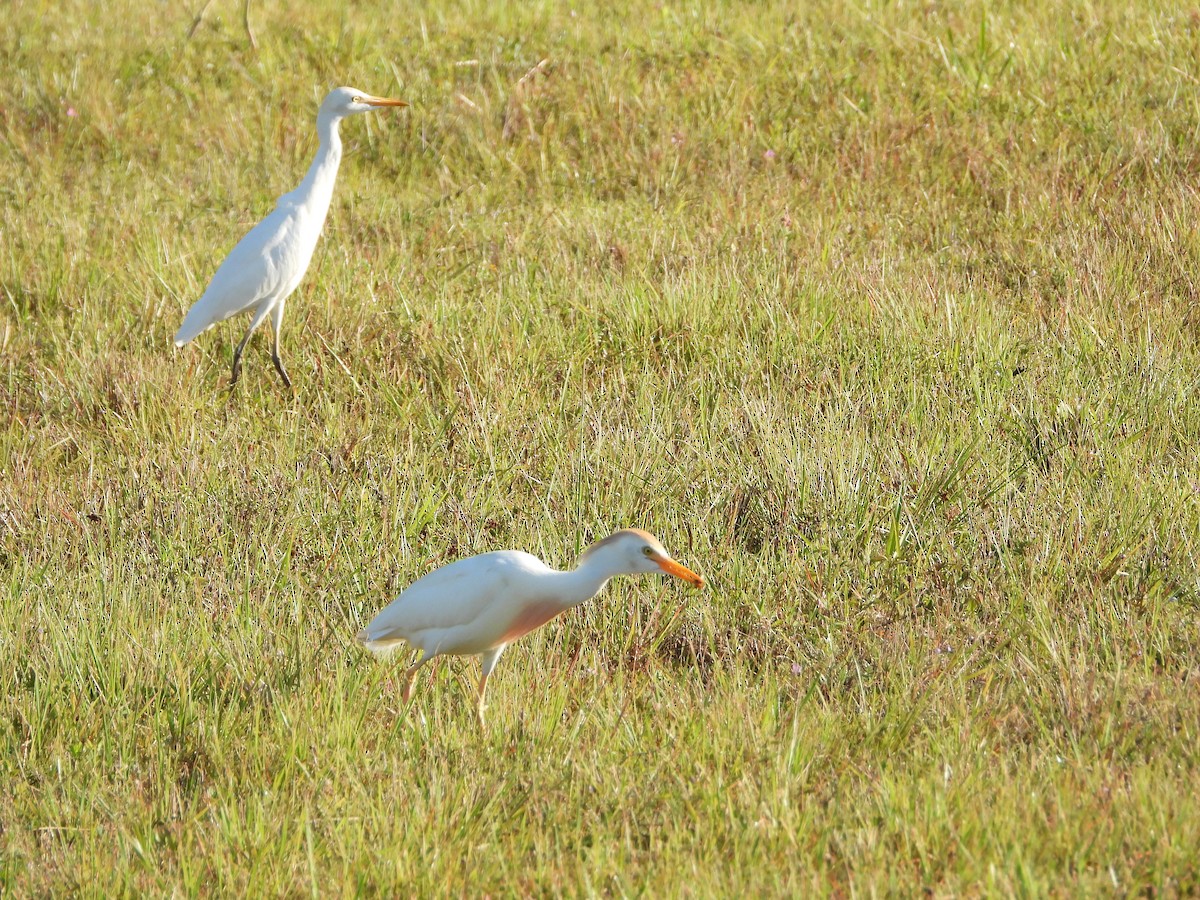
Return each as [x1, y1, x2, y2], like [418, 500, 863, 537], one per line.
[357, 529, 705, 724]
[173, 86, 407, 388]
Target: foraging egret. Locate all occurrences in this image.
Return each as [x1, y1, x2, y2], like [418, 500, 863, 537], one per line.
[173, 86, 407, 387]
[357, 529, 704, 724]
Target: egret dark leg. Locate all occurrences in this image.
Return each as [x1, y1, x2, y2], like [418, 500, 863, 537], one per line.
[229, 302, 278, 388]
[230, 327, 255, 386]
[271, 338, 292, 389]
[269, 298, 292, 389]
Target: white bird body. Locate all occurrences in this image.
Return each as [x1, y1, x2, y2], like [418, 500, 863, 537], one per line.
[360, 550, 600, 657]
[358, 529, 704, 723]
[173, 198, 317, 343]
[174, 86, 406, 386]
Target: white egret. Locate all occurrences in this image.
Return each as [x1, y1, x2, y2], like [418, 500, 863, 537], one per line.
[173, 86, 407, 387]
[357, 529, 705, 724]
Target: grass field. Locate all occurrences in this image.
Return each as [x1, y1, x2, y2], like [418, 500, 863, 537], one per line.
[3, 0, 1200, 894]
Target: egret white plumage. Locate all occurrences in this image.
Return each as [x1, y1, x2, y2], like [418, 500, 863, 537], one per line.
[357, 529, 705, 724]
[173, 86, 407, 387]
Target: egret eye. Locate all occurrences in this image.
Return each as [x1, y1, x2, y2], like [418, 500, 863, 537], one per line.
[642, 546, 654, 557]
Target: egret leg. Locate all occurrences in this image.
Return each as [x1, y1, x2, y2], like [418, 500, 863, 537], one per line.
[230, 330, 253, 386]
[399, 651, 434, 705]
[230, 302, 278, 387]
[476, 645, 506, 727]
[269, 298, 292, 389]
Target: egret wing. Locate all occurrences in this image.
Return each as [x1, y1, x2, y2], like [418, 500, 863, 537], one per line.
[174, 207, 302, 345]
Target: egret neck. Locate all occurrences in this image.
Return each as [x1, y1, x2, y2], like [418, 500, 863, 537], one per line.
[553, 552, 624, 608]
[283, 107, 345, 216]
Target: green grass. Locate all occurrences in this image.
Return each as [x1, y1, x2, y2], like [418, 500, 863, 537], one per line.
[3, 0, 1200, 893]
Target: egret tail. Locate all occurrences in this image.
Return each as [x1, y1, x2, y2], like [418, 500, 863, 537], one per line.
[173, 307, 211, 347]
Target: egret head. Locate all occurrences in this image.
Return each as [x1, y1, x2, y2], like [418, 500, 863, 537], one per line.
[321, 86, 408, 119]
[579, 528, 705, 587]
